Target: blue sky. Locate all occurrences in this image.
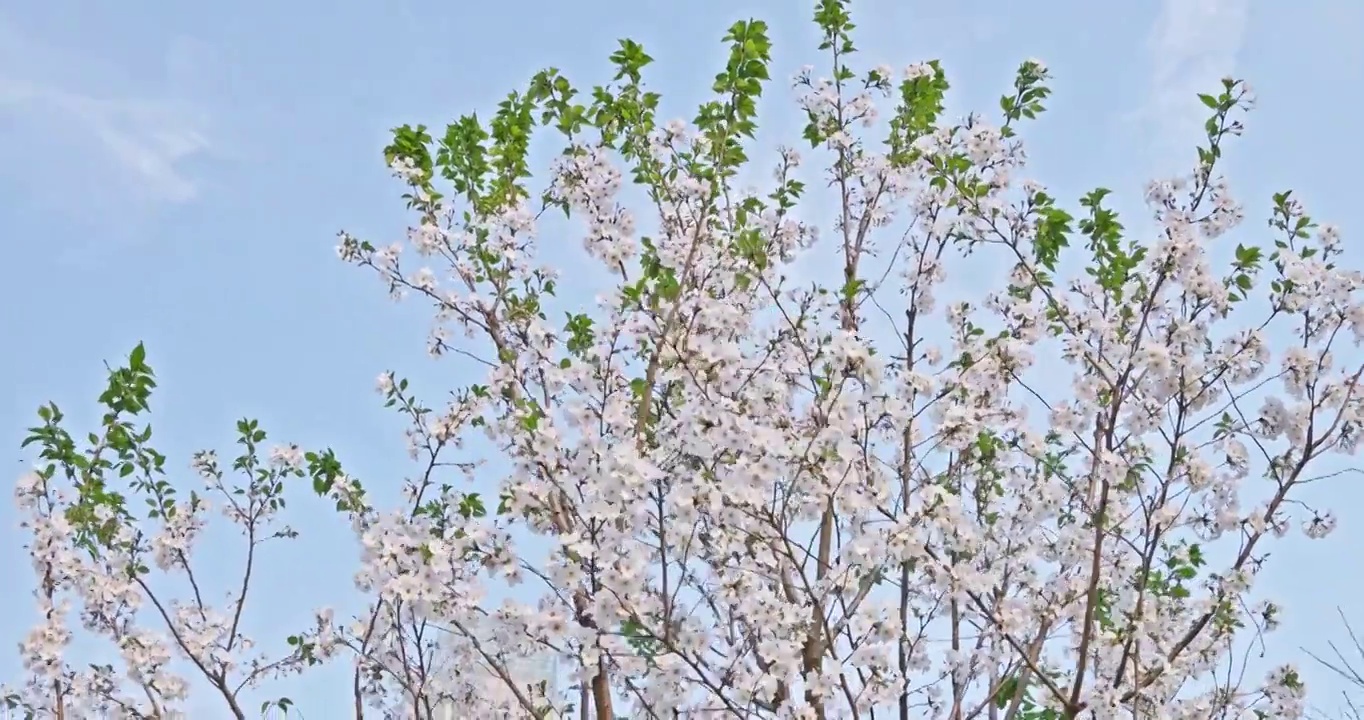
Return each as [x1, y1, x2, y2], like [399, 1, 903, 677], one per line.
[2, 0, 1363, 715]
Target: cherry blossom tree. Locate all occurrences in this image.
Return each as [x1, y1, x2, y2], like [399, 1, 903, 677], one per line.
[7, 0, 1363, 717]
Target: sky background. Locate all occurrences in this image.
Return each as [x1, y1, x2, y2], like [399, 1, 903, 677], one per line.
[3, 0, 1363, 716]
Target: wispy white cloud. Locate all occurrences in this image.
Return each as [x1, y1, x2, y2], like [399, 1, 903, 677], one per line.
[1144, 0, 1250, 164]
[0, 19, 212, 205]
[65, 93, 208, 203]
